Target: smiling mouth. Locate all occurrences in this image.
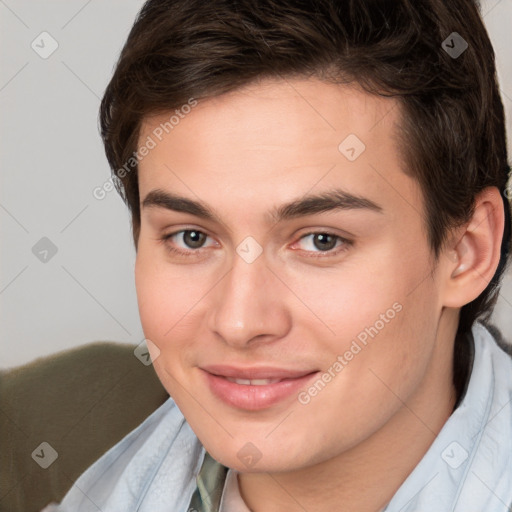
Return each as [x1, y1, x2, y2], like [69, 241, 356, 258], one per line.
[201, 367, 320, 410]
[202, 364, 318, 380]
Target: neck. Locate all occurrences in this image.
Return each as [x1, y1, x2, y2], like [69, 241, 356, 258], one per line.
[238, 313, 459, 512]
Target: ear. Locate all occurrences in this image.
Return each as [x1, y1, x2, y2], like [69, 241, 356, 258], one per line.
[442, 187, 505, 308]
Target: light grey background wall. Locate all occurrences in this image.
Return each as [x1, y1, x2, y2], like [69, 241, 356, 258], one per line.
[1, 0, 511, 369]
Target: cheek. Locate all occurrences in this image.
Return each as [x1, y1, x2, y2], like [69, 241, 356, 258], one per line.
[135, 253, 166, 338]
[134, 249, 191, 359]
[135, 245, 199, 338]
[134, 244, 216, 379]
[300, 244, 440, 392]
[277, 247, 408, 342]
[135, 251, 192, 396]
[329, 271, 440, 418]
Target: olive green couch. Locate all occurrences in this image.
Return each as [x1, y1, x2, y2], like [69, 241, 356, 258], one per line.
[0, 343, 169, 512]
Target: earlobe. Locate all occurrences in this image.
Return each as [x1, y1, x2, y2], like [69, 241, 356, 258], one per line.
[443, 187, 505, 308]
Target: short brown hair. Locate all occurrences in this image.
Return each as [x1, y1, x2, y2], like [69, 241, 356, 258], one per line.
[99, 0, 511, 394]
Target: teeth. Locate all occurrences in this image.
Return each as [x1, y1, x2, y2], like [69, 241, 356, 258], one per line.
[250, 378, 280, 385]
[226, 377, 281, 385]
[227, 378, 251, 385]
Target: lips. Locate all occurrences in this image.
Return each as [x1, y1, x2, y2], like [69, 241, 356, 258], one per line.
[201, 365, 319, 410]
[202, 364, 315, 380]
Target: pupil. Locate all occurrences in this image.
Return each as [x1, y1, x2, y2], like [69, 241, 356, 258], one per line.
[314, 233, 336, 251]
[184, 231, 205, 248]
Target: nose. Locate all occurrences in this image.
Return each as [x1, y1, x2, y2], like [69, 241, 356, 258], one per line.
[207, 250, 291, 349]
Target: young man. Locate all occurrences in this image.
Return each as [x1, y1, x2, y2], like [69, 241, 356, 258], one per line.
[51, 0, 512, 510]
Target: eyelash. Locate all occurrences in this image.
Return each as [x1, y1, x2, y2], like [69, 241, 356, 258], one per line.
[159, 229, 352, 259]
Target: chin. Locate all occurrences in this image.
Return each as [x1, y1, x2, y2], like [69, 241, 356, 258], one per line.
[200, 433, 319, 473]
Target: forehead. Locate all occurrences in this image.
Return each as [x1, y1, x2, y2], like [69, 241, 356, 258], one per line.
[139, 78, 401, 158]
[136, 78, 421, 224]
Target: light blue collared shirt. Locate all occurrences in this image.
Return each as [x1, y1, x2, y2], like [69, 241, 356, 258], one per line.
[51, 323, 512, 511]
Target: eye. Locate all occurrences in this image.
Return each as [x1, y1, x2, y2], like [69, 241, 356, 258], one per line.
[161, 229, 216, 255]
[294, 232, 350, 257]
[159, 229, 350, 259]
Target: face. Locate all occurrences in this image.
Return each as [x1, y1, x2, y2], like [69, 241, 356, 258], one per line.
[135, 78, 449, 472]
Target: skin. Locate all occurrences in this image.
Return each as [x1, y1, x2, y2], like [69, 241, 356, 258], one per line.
[134, 78, 504, 511]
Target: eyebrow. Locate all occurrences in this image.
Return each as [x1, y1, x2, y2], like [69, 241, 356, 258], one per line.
[142, 188, 383, 224]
